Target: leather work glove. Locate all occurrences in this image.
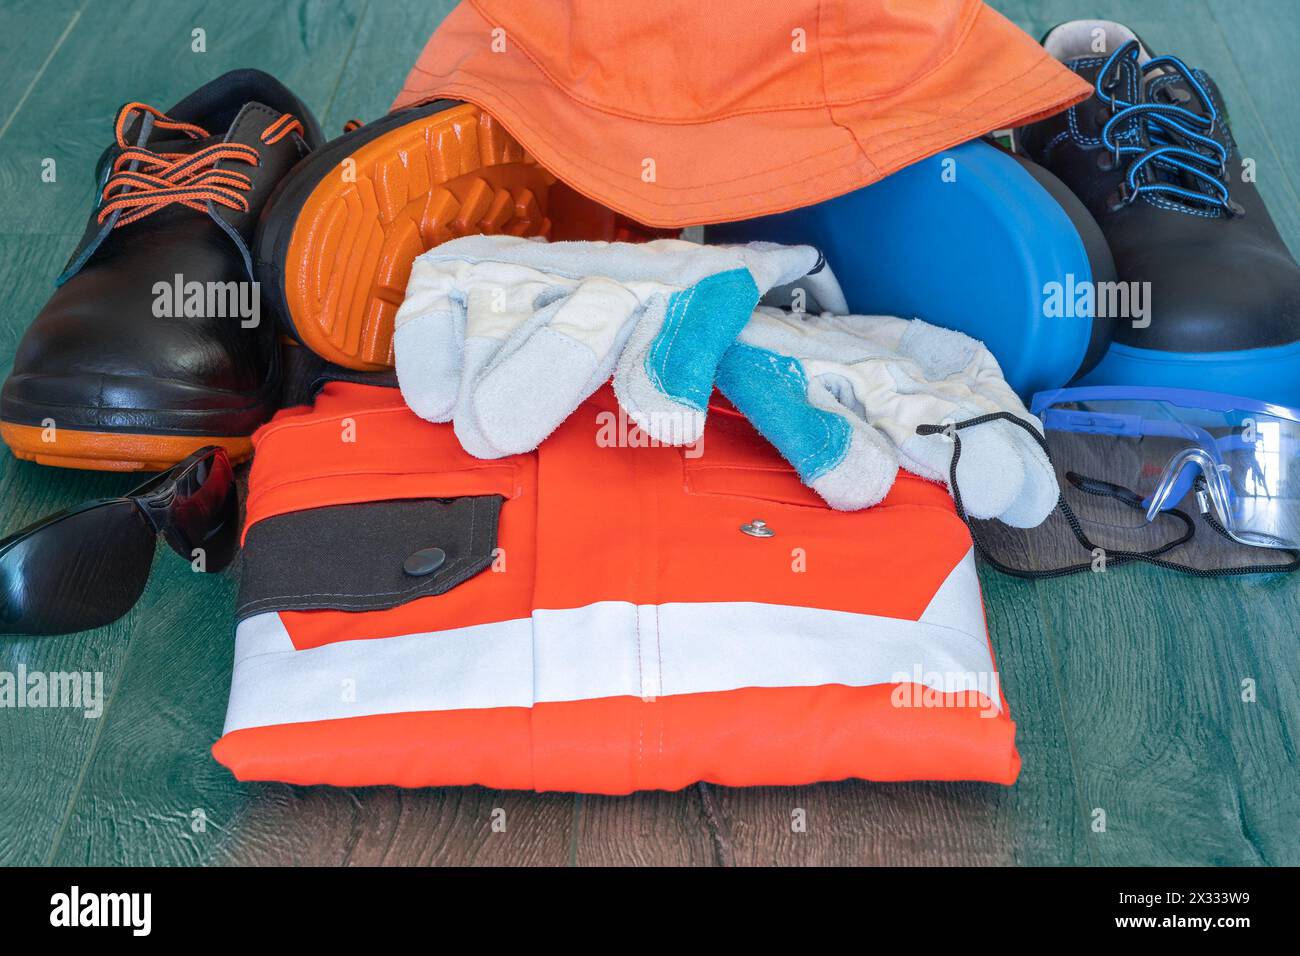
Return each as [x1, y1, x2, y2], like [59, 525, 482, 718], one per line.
[392, 235, 836, 458]
[715, 307, 1059, 526]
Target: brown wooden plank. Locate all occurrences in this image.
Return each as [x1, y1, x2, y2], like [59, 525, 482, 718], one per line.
[574, 791, 718, 866]
[212, 786, 575, 866]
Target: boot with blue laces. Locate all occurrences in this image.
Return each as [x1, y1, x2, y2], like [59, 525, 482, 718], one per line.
[1015, 20, 1300, 404]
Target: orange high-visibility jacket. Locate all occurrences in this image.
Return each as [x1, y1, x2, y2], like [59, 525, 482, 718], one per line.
[213, 381, 1019, 792]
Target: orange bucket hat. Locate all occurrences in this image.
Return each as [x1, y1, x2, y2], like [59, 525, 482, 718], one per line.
[393, 0, 1091, 227]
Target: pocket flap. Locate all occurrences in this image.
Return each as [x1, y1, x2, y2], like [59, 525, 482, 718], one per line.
[235, 495, 502, 619]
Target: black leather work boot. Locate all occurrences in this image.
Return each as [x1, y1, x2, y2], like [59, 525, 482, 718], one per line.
[1, 70, 323, 470]
[1016, 20, 1300, 405]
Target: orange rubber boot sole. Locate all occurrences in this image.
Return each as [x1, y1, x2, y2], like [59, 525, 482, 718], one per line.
[0, 422, 252, 472]
[266, 102, 555, 372]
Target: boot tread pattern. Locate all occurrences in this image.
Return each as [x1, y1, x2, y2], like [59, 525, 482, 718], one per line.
[285, 104, 554, 370]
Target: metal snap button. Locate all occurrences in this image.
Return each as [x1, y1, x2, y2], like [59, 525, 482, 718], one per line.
[403, 547, 447, 577]
[740, 519, 775, 538]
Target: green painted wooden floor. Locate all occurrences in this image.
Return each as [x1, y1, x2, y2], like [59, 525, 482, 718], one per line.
[0, 0, 1297, 866]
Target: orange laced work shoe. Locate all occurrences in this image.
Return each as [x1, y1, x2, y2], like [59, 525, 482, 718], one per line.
[1, 70, 324, 471]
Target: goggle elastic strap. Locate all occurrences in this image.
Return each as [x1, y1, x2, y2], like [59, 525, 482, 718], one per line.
[915, 414, 1300, 579]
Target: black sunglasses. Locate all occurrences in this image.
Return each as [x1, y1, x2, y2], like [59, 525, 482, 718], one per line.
[0, 446, 239, 636]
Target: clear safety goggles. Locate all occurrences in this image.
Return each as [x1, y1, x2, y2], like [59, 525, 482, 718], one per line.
[935, 387, 1300, 578]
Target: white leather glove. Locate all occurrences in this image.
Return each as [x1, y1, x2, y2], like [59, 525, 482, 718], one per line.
[392, 235, 827, 458]
[716, 307, 1058, 526]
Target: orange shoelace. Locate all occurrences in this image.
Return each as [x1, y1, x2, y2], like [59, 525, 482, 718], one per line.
[98, 102, 304, 227]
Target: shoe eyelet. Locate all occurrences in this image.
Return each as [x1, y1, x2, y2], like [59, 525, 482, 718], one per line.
[1096, 151, 1116, 171]
[1227, 200, 1246, 217]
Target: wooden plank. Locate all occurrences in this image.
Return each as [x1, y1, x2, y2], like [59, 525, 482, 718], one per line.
[574, 791, 718, 866]
[316, 0, 456, 131]
[0, 0, 367, 235]
[0, 231, 79, 374]
[0, 230, 141, 865]
[1219, 574, 1300, 866]
[1204, 0, 1300, 254]
[212, 786, 575, 866]
[0, 0, 85, 141]
[1035, 566, 1300, 865]
[0, 601, 136, 865]
[707, 781, 1008, 867]
[33, 556, 242, 866]
[0, 3, 112, 867]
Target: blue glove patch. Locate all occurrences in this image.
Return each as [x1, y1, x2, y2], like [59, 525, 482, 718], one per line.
[716, 342, 852, 482]
[644, 268, 760, 412]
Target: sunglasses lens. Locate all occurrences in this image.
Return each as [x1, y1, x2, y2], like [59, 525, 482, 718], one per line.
[161, 448, 239, 572]
[0, 501, 157, 635]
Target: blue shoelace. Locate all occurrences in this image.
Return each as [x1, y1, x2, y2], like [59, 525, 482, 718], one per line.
[1095, 39, 1235, 214]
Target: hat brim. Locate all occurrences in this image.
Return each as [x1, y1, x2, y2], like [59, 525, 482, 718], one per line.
[394, 3, 1090, 228]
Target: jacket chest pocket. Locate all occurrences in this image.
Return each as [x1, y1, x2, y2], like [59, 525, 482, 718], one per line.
[682, 406, 828, 508]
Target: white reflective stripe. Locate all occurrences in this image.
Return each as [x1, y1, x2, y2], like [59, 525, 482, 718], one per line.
[223, 612, 537, 736]
[222, 550, 996, 734]
[651, 600, 992, 706]
[919, 549, 984, 633]
[637, 604, 663, 700]
[529, 602, 638, 706]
